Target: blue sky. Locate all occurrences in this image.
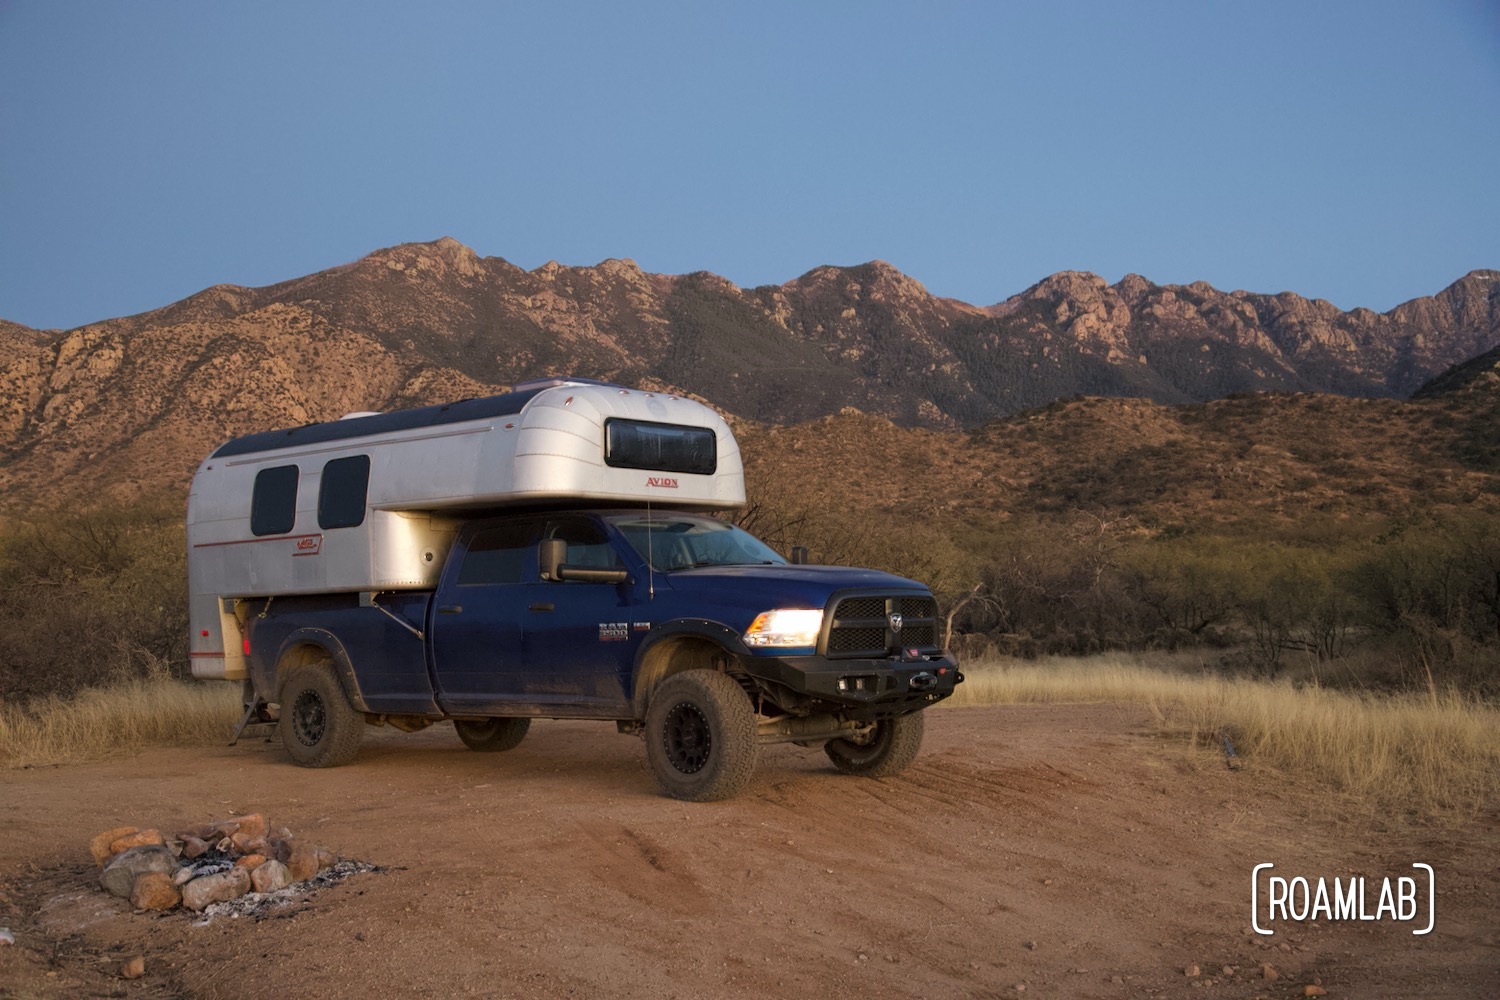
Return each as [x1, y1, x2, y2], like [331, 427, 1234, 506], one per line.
[1, 1, 1497, 330]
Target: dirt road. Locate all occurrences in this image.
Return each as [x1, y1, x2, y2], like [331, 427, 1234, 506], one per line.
[2, 704, 1495, 998]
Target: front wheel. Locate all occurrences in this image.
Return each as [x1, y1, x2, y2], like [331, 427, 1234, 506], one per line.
[278, 659, 363, 768]
[454, 717, 531, 752]
[824, 712, 924, 777]
[644, 670, 758, 802]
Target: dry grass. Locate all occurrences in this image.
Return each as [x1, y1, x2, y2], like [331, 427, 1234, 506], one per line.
[947, 653, 1500, 815]
[6, 656, 1498, 818]
[0, 677, 241, 767]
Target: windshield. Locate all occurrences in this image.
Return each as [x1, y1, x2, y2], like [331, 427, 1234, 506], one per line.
[608, 513, 787, 571]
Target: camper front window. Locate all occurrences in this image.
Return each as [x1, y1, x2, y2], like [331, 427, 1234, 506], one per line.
[604, 419, 716, 476]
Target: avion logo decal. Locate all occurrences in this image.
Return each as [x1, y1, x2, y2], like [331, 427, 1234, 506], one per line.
[645, 477, 679, 489]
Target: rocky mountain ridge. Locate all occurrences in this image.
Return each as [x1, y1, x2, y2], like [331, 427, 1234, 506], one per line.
[0, 238, 1495, 500]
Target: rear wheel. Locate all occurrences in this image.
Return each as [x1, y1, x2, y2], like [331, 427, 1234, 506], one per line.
[454, 717, 531, 752]
[278, 659, 363, 768]
[644, 670, 758, 802]
[824, 712, 924, 777]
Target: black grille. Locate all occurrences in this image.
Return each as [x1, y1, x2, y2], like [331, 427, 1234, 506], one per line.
[900, 624, 938, 646]
[829, 627, 885, 653]
[835, 597, 886, 620]
[826, 593, 941, 658]
[898, 596, 937, 617]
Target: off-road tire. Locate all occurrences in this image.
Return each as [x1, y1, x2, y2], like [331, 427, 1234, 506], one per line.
[644, 669, 758, 802]
[454, 717, 531, 752]
[824, 712, 924, 777]
[278, 659, 363, 768]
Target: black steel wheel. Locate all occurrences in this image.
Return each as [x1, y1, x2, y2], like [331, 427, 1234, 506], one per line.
[824, 712, 924, 777]
[644, 670, 757, 801]
[277, 659, 363, 768]
[661, 701, 712, 773]
[454, 717, 531, 752]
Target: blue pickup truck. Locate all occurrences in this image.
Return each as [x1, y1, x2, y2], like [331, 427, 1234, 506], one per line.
[188, 380, 960, 800]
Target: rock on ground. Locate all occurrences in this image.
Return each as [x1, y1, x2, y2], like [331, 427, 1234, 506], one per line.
[230, 831, 268, 854]
[129, 871, 180, 911]
[287, 843, 319, 882]
[100, 846, 178, 899]
[107, 829, 165, 858]
[89, 826, 138, 866]
[250, 860, 290, 894]
[266, 834, 293, 864]
[181, 867, 252, 912]
[228, 813, 268, 840]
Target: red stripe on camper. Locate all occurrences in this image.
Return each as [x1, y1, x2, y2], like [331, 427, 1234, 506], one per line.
[192, 533, 322, 549]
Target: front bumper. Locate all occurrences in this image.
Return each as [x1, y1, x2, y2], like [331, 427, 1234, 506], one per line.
[745, 649, 963, 718]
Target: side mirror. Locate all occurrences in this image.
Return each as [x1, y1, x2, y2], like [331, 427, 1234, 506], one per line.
[539, 538, 630, 585]
[539, 539, 566, 581]
[790, 545, 811, 565]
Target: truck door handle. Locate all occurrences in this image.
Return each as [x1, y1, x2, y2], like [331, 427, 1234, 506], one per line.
[529, 602, 555, 613]
[437, 604, 463, 615]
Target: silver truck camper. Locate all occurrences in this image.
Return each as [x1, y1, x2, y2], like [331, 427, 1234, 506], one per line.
[186, 378, 743, 682]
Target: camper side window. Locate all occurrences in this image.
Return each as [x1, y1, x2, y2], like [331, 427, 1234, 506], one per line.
[458, 522, 537, 586]
[250, 465, 299, 536]
[318, 455, 370, 529]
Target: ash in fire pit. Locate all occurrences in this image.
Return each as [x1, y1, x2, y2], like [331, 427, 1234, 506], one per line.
[194, 860, 383, 923]
[88, 814, 378, 918]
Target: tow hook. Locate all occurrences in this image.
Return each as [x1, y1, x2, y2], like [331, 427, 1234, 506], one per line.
[909, 671, 937, 692]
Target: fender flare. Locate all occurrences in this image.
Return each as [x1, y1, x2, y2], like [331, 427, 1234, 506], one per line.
[272, 628, 370, 714]
[630, 619, 753, 716]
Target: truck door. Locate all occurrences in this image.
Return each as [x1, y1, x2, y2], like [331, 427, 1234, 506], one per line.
[516, 516, 636, 715]
[428, 520, 537, 714]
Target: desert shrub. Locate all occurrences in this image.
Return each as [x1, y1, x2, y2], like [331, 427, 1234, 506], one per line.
[931, 509, 1500, 696]
[1233, 546, 1362, 674]
[0, 499, 188, 703]
[1121, 538, 1244, 647]
[1453, 396, 1500, 472]
[965, 514, 1153, 656]
[1350, 512, 1500, 694]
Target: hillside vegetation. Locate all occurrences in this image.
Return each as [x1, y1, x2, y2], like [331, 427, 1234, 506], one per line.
[0, 499, 185, 703]
[735, 385, 1500, 693]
